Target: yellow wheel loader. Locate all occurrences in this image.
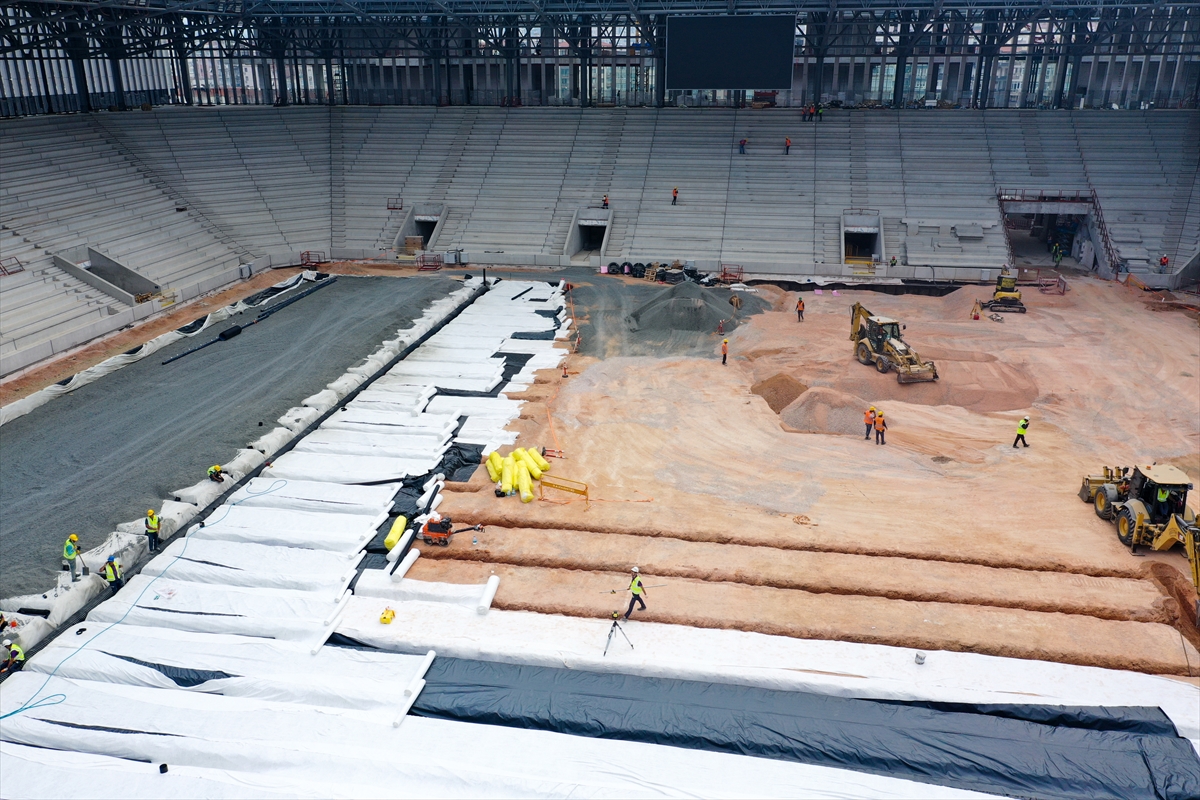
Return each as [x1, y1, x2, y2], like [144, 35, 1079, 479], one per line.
[1080, 463, 1200, 619]
[849, 302, 938, 383]
[979, 267, 1026, 313]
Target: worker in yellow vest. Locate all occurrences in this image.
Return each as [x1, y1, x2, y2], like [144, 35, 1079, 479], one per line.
[103, 556, 123, 595]
[1013, 416, 1030, 448]
[623, 567, 647, 620]
[145, 509, 160, 553]
[1, 639, 24, 674]
[63, 534, 80, 582]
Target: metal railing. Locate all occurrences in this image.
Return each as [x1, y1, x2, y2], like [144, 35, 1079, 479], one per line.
[0, 256, 25, 276]
[996, 187, 1123, 276]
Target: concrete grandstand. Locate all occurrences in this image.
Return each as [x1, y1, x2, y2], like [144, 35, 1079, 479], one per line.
[3, 107, 1198, 375]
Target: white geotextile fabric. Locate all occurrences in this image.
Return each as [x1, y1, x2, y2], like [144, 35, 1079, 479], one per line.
[0, 273, 319, 427]
[320, 408, 458, 432]
[87, 575, 342, 643]
[292, 438, 451, 460]
[0, 674, 994, 800]
[262, 451, 442, 485]
[25, 625, 426, 710]
[188, 505, 386, 552]
[353, 572, 488, 606]
[227, 478, 399, 515]
[0, 743, 337, 800]
[142, 539, 360, 595]
[336, 599, 1200, 744]
[297, 427, 449, 454]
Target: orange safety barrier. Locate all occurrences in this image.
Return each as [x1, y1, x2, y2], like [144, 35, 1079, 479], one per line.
[539, 475, 589, 506]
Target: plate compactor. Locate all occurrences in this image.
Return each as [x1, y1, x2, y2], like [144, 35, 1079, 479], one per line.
[418, 515, 483, 547]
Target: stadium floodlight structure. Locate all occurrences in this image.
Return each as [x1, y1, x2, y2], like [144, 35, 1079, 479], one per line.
[1, 0, 1197, 114]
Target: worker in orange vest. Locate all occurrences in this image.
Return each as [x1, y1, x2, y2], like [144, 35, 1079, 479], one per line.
[874, 411, 888, 445]
[785, 136, 792, 155]
[602, 194, 609, 209]
[672, 187, 679, 206]
[721, 338, 729, 366]
[864, 406, 877, 440]
[796, 296, 805, 322]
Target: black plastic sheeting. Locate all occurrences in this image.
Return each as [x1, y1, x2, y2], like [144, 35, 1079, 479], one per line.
[105, 652, 238, 688]
[413, 658, 1200, 800]
[435, 352, 534, 399]
[882, 699, 1179, 736]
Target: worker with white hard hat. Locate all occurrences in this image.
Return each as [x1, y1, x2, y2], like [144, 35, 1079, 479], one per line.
[624, 566, 647, 620]
[1013, 416, 1030, 449]
[2, 638, 25, 673]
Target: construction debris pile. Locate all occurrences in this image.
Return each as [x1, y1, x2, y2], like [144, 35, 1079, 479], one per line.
[626, 281, 769, 333]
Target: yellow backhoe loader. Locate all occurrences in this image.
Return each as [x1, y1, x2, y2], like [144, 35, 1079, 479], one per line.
[849, 303, 938, 383]
[1080, 463, 1200, 618]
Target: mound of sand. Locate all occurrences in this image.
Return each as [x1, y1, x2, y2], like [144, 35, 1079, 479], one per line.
[780, 386, 869, 435]
[751, 374, 808, 413]
[626, 282, 768, 333]
[830, 359, 1037, 413]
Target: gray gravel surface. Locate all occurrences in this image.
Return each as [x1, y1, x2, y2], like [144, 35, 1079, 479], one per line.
[0, 274, 458, 597]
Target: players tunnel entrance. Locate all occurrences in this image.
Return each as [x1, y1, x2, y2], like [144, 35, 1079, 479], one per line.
[842, 209, 882, 266]
[579, 222, 606, 251]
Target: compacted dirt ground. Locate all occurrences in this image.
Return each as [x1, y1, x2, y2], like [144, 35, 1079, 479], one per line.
[410, 271, 1200, 676]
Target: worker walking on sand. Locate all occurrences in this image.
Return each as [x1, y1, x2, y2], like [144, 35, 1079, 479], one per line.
[63, 533, 80, 582]
[1013, 416, 1030, 448]
[874, 411, 888, 445]
[103, 555, 123, 595]
[145, 509, 160, 553]
[864, 406, 877, 440]
[796, 296, 805, 321]
[624, 567, 647, 619]
[721, 338, 729, 365]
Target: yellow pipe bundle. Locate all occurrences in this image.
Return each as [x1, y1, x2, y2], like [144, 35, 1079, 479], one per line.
[501, 456, 515, 495]
[517, 461, 534, 503]
[513, 447, 543, 480]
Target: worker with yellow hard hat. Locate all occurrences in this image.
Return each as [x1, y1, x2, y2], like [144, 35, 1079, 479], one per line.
[864, 406, 877, 440]
[721, 338, 729, 366]
[145, 509, 161, 553]
[874, 410, 888, 445]
[63, 534, 80, 582]
[207, 464, 225, 483]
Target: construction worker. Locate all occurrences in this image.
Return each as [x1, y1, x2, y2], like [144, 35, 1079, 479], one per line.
[208, 464, 225, 483]
[739, 137, 747, 154]
[785, 136, 791, 155]
[1160, 254, 1169, 271]
[602, 194, 609, 209]
[890, 256, 897, 267]
[1, 639, 25, 674]
[624, 567, 647, 620]
[864, 406, 877, 440]
[721, 338, 729, 366]
[103, 556, 123, 595]
[1154, 486, 1174, 521]
[874, 411, 887, 445]
[1013, 416, 1030, 448]
[796, 296, 805, 321]
[63, 533, 80, 582]
[145, 509, 160, 553]
[672, 187, 678, 206]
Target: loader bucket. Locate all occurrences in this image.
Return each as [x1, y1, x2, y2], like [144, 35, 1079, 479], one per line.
[897, 365, 938, 383]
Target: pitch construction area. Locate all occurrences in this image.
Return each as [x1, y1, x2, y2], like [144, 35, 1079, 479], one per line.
[1, 263, 1199, 798]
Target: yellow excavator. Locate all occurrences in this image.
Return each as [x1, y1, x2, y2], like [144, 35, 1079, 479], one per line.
[1080, 463, 1200, 619]
[849, 303, 938, 383]
[978, 267, 1027, 313]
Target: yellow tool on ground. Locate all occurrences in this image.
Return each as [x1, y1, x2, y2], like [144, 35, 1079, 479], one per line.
[380, 607, 396, 624]
[1080, 463, 1199, 618]
[849, 302, 938, 383]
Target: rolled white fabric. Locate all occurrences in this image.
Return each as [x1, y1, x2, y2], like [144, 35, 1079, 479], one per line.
[390, 549, 420, 582]
[477, 575, 501, 614]
[392, 679, 425, 727]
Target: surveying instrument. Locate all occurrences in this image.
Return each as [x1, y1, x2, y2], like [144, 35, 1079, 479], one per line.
[603, 611, 633, 657]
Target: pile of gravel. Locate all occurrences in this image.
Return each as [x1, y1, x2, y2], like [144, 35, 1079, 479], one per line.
[625, 282, 769, 333]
